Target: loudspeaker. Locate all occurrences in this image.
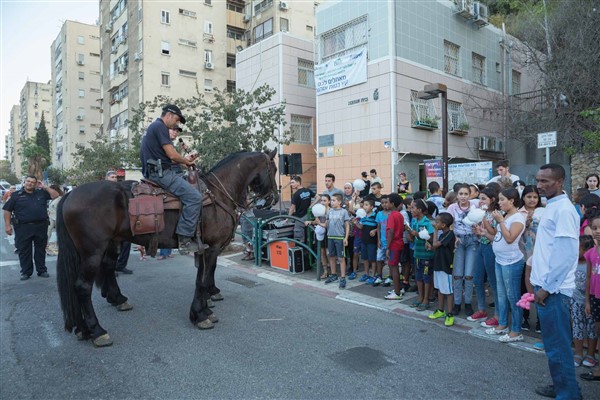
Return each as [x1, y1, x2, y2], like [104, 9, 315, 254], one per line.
[289, 153, 302, 175]
[279, 154, 290, 175]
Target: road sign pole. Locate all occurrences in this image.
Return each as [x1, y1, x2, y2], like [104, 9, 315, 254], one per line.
[546, 147, 550, 164]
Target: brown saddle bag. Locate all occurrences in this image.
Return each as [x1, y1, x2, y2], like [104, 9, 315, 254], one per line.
[128, 195, 165, 236]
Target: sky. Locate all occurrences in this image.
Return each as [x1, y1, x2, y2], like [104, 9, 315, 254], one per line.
[0, 0, 99, 160]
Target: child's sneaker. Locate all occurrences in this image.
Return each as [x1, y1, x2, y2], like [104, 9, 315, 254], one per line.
[416, 303, 430, 311]
[359, 274, 370, 282]
[400, 288, 406, 296]
[464, 304, 474, 317]
[384, 291, 403, 300]
[348, 272, 357, 280]
[339, 277, 347, 289]
[366, 276, 376, 285]
[445, 314, 455, 326]
[324, 274, 338, 284]
[452, 304, 461, 316]
[373, 276, 383, 286]
[533, 342, 545, 352]
[481, 317, 499, 328]
[382, 277, 393, 287]
[535, 320, 542, 333]
[428, 309, 446, 319]
[467, 310, 488, 322]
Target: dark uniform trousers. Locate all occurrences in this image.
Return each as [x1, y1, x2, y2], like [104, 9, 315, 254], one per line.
[14, 221, 48, 276]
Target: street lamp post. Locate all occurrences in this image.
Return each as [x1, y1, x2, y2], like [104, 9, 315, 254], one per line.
[418, 83, 448, 193]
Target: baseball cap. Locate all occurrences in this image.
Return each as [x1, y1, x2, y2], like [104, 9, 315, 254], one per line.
[162, 104, 186, 124]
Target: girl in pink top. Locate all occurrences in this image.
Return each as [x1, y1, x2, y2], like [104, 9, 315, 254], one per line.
[584, 214, 600, 380]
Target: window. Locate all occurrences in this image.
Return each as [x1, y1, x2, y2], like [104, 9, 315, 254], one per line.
[179, 39, 197, 48]
[161, 72, 170, 86]
[227, 80, 236, 93]
[78, 89, 85, 98]
[290, 115, 313, 144]
[254, 0, 273, 14]
[161, 9, 170, 24]
[444, 40, 460, 76]
[472, 52, 486, 85]
[297, 59, 314, 88]
[77, 53, 85, 64]
[319, 15, 367, 62]
[205, 0, 212, 5]
[78, 71, 85, 80]
[161, 41, 170, 55]
[227, 53, 236, 68]
[89, 52, 100, 57]
[512, 70, 521, 95]
[447, 100, 468, 132]
[179, 69, 197, 78]
[77, 35, 84, 44]
[204, 78, 213, 91]
[253, 18, 273, 43]
[306, 25, 313, 32]
[179, 8, 196, 18]
[227, 25, 244, 40]
[77, 107, 85, 118]
[227, 1, 244, 13]
[280, 18, 289, 32]
[79, 125, 86, 134]
[204, 50, 213, 63]
[204, 21, 213, 34]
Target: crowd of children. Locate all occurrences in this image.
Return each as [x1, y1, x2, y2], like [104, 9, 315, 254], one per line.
[303, 170, 600, 358]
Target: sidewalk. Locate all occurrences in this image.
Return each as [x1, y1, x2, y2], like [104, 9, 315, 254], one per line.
[218, 250, 546, 355]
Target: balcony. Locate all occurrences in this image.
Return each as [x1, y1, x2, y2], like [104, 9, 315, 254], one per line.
[448, 102, 470, 136]
[411, 91, 439, 130]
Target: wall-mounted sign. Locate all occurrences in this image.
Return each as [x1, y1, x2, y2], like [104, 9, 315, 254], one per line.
[319, 134, 334, 147]
[316, 47, 368, 95]
[348, 97, 368, 106]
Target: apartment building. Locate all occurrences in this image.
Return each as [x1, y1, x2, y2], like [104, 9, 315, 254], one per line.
[12, 82, 53, 178]
[7, 105, 20, 171]
[312, 0, 541, 193]
[99, 0, 247, 143]
[51, 20, 103, 170]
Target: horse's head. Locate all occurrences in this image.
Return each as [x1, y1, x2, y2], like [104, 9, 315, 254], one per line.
[248, 148, 279, 207]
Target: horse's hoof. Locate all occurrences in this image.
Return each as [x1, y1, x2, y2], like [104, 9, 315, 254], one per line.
[116, 301, 133, 311]
[75, 331, 89, 341]
[207, 314, 219, 323]
[196, 319, 215, 330]
[92, 333, 113, 347]
[211, 293, 224, 301]
[207, 299, 215, 308]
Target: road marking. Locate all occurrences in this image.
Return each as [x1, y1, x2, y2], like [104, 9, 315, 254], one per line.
[257, 318, 284, 322]
[0, 261, 20, 267]
[42, 321, 62, 348]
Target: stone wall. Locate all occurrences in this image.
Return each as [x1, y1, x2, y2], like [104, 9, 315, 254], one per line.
[571, 152, 600, 192]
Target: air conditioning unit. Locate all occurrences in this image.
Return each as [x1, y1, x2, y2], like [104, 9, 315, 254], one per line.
[455, 0, 474, 19]
[473, 2, 489, 26]
[243, 15, 251, 23]
[105, 23, 113, 32]
[133, 52, 142, 61]
[111, 46, 118, 54]
[76, 60, 84, 66]
[76, 115, 84, 121]
[204, 62, 214, 70]
[279, 1, 289, 10]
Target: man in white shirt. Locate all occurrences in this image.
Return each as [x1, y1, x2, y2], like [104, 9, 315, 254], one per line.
[487, 159, 520, 184]
[530, 163, 581, 400]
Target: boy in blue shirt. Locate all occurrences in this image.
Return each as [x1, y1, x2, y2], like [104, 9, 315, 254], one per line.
[374, 195, 391, 286]
[358, 199, 378, 283]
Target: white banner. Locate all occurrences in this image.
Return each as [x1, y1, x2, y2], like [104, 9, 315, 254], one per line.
[315, 48, 367, 96]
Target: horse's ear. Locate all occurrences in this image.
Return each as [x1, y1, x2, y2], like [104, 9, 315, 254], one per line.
[267, 148, 277, 159]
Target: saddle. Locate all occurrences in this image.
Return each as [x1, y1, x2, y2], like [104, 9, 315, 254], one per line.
[127, 171, 214, 256]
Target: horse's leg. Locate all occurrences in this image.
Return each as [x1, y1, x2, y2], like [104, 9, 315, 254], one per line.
[207, 254, 223, 301]
[74, 258, 112, 347]
[190, 249, 218, 329]
[100, 244, 132, 311]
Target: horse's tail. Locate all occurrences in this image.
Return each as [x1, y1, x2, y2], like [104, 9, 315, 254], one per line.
[56, 192, 83, 333]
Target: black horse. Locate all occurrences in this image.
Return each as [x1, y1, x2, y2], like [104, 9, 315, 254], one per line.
[56, 150, 278, 346]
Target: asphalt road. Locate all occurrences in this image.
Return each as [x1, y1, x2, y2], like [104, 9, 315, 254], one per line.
[1, 220, 599, 399]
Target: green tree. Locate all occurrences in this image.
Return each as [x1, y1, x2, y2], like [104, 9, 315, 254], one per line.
[68, 133, 133, 184]
[35, 112, 50, 156]
[46, 166, 69, 186]
[128, 84, 290, 170]
[19, 137, 49, 181]
[0, 160, 19, 184]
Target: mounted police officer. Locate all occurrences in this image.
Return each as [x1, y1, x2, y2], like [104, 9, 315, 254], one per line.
[140, 104, 208, 255]
[3, 176, 59, 280]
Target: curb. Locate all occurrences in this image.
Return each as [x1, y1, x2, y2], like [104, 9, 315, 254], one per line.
[218, 255, 545, 355]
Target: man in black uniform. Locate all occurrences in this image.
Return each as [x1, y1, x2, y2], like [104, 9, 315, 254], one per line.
[288, 175, 314, 242]
[140, 104, 208, 255]
[3, 176, 59, 280]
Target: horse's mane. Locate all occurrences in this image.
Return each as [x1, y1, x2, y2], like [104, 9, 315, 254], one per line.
[208, 151, 256, 173]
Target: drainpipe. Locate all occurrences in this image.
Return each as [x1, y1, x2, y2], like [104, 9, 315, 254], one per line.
[388, 0, 398, 191]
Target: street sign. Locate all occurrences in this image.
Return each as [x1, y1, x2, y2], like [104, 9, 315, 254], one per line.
[537, 131, 557, 149]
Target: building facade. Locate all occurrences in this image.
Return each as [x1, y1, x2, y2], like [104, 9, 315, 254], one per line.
[7, 105, 21, 172]
[12, 82, 53, 178]
[51, 20, 103, 169]
[314, 0, 541, 193]
[99, 0, 247, 143]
